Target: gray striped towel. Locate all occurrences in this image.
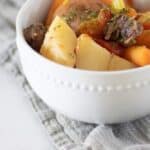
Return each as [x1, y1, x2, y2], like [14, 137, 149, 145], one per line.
[1, 0, 150, 149]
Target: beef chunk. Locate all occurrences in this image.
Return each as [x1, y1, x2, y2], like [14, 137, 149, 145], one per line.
[104, 10, 143, 47]
[24, 23, 47, 51]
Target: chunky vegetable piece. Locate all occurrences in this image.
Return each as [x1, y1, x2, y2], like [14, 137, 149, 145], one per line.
[41, 16, 77, 67]
[136, 30, 150, 48]
[76, 34, 112, 71]
[124, 46, 150, 66]
[108, 54, 136, 70]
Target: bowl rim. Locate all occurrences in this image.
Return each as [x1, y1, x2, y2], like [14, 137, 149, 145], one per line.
[16, 0, 150, 77]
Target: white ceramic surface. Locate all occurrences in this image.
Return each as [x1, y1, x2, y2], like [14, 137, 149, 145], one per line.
[16, 0, 150, 124]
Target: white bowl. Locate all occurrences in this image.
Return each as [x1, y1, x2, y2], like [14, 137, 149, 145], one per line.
[16, 0, 150, 124]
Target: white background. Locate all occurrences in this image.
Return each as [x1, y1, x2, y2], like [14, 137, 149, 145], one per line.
[0, 67, 55, 150]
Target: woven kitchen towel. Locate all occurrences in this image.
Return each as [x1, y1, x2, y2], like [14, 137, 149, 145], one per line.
[1, 0, 150, 150]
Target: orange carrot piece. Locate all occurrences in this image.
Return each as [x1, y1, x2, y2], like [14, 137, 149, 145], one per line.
[136, 30, 150, 48]
[143, 22, 150, 30]
[45, 0, 65, 26]
[100, 0, 112, 5]
[124, 46, 150, 66]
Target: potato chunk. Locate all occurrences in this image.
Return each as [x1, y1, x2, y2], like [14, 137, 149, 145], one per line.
[41, 16, 77, 67]
[76, 34, 112, 71]
[108, 55, 136, 71]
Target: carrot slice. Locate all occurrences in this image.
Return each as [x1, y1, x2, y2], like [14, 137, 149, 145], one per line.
[45, 0, 66, 26]
[124, 46, 150, 66]
[136, 30, 150, 48]
[100, 0, 112, 5]
[143, 22, 150, 30]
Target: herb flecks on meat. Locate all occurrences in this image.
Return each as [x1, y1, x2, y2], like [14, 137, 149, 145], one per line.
[80, 9, 100, 21]
[104, 10, 143, 47]
[24, 23, 47, 51]
[62, 9, 78, 24]
[63, 8, 100, 24]
[79, 8, 112, 37]
[54, 0, 107, 34]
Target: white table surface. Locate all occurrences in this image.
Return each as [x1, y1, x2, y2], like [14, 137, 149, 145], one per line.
[0, 66, 55, 150]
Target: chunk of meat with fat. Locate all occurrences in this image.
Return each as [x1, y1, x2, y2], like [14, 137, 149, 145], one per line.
[104, 11, 143, 47]
[53, 0, 107, 33]
[79, 8, 112, 37]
